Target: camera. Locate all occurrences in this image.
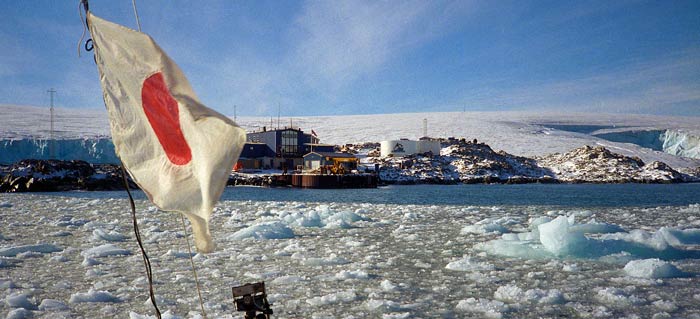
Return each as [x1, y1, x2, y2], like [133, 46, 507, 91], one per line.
[232, 282, 273, 319]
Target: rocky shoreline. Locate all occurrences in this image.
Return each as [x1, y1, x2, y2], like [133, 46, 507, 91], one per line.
[2, 140, 699, 192]
[0, 159, 136, 192]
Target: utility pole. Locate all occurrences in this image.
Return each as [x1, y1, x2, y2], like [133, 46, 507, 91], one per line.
[47, 88, 56, 159]
[277, 103, 281, 129]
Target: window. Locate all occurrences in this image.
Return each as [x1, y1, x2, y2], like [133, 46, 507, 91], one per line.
[280, 130, 298, 156]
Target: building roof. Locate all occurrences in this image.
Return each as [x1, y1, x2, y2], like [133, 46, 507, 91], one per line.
[304, 152, 356, 159]
[303, 143, 335, 147]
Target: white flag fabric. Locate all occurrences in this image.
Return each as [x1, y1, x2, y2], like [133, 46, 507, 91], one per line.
[87, 12, 245, 253]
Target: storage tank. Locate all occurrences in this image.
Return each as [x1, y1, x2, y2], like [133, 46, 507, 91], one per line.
[417, 140, 441, 155]
[380, 140, 417, 157]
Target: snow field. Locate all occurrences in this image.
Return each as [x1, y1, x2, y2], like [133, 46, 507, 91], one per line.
[0, 194, 698, 318]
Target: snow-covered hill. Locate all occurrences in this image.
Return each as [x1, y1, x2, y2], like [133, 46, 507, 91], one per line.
[2, 104, 700, 168]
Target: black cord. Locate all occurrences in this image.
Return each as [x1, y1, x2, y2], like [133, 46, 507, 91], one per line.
[121, 164, 162, 319]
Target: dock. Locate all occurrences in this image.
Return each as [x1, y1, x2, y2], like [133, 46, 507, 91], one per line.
[271, 174, 377, 188]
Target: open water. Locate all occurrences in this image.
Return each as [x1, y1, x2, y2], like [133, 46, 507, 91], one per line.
[52, 183, 700, 207]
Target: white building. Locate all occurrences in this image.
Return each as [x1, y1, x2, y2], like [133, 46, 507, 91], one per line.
[380, 139, 441, 157]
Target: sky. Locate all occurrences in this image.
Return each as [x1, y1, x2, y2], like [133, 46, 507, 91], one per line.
[1, 0, 699, 117]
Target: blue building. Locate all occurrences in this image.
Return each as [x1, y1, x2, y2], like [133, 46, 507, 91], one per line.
[238, 127, 334, 170]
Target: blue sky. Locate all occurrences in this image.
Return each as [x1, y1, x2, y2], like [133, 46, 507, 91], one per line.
[1, 0, 699, 117]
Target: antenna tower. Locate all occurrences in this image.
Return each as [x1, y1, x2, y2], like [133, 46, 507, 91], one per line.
[423, 118, 427, 137]
[47, 88, 57, 158]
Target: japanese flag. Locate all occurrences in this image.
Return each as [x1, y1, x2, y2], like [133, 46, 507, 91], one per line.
[87, 13, 245, 252]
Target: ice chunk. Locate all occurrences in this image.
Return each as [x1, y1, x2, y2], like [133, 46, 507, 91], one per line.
[538, 216, 587, 256]
[335, 270, 370, 280]
[92, 229, 127, 242]
[624, 259, 687, 279]
[82, 257, 103, 266]
[38, 299, 69, 311]
[0, 243, 62, 257]
[6, 308, 32, 319]
[461, 223, 508, 235]
[50, 255, 68, 262]
[445, 257, 495, 271]
[380, 280, 399, 292]
[307, 290, 358, 306]
[162, 250, 195, 259]
[280, 208, 370, 229]
[494, 284, 565, 304]
[0, 279, 17, 289]
[228, 222, 295, 240]
[365, 299, 404, 312]
[461, 217, 518, 235]
[652, 300, 677, 312]
[0, 257, 19, 268]
[272, 275, 306, 285]
[595, 287, 646, 307]
[81, 244, 131, 258]
[456, 298, 510, 318]
[303, 254, 350, 266]
[5, 293, 37, 310]
[69, 290, 122, 303]
[129, 310, 182, 319]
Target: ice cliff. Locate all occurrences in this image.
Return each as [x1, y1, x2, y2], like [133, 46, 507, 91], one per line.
[0, 138, 118, 164]
[592, 129, 700, 159]
[661, 130, 700, 159]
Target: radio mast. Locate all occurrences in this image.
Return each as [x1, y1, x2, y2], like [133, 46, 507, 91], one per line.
[47, 88, 56, 158]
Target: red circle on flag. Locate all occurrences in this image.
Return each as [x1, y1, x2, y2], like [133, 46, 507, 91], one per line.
[141, 72, 192, 165]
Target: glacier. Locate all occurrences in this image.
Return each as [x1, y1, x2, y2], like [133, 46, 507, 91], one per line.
[2, 104, 700, 167]
[661, 130, 700, 159]
[0, 138, 118, 164]
[591, 129, 700, 159]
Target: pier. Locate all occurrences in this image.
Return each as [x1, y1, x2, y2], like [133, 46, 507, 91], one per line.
[271, 174, 377, 189]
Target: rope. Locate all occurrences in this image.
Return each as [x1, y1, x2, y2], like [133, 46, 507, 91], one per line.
[131, 0, 142, 31]
[77, 1, 87, 57]
[180, 215, 208, 318]
[121, 165, 162, 319]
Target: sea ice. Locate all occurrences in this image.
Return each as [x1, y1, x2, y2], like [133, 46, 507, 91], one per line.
[0, 243, 62, 257]
[623, 259, 686, 278]
[456, 297, 510, 319]
[445, 256, 495, 271]
[307, 290, 359, 306]
[69, 290, 122, 303]
[38, 299, 69, 311]
[228, 222, 295, 240]
[92, 229, 128, 242]
[4, 293, 37, 310]
[477, 214, 700, 260]
[81, 244, 131, 258]
[5, 308, 32, 319]
[493, 284, 565, 304]
[595, 287, 646, 308]
[1, 194, 699, 318]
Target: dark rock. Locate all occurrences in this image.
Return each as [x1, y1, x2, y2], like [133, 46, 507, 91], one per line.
[0, 159, 136, 192]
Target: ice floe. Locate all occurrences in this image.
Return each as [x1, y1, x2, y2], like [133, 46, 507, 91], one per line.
[69, 290, 122, 303]
[623, 259, 687, 279]
[81, 244, 131, 258]
[0, 244, 62, 257]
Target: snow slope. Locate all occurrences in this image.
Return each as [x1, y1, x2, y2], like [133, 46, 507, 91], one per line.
[2, 104, 699, 167]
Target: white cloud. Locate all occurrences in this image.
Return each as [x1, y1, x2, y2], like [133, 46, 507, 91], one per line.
[290, 0, 472, 93]
[456, 49, 700, 115]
